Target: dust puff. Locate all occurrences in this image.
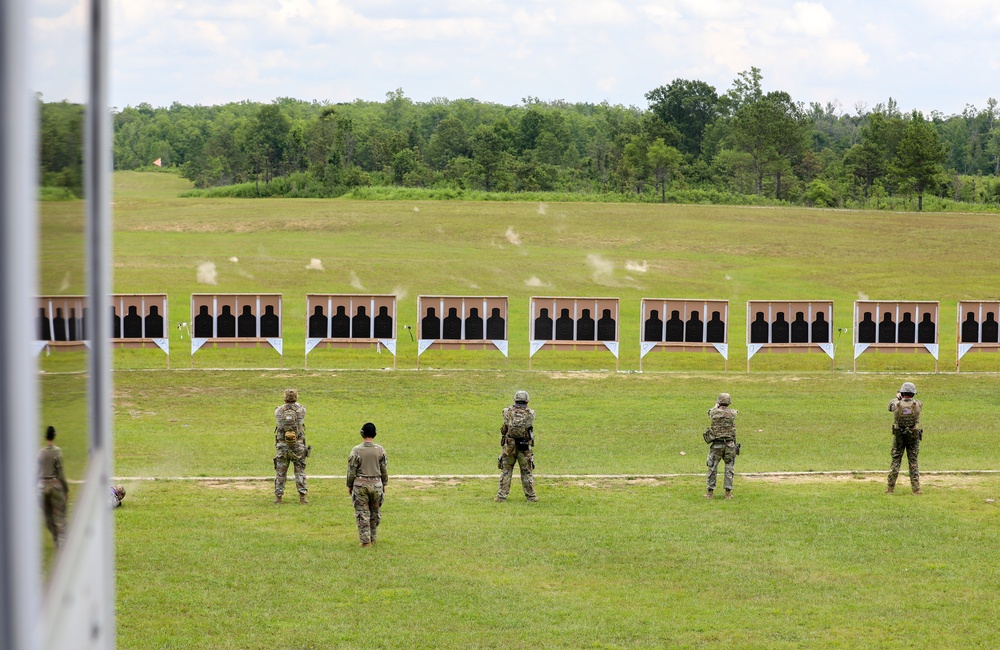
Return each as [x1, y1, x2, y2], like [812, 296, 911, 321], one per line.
[414, 207, 420, 212]
[393, 285, 408, 301]
[625, 260, 648, 273]
[586, 253, 614, 283]
[197, 262, 218, 285]
[857, 291, 869, 300]
[350, 271, 365, 290]
[306, 258, 324, 271]
[525, 276, 550, 287]
[59, 272, 71, 292]
[228, 257, 239, 263]
[537, 203, 548, 215]
[505, 227, 521, 246]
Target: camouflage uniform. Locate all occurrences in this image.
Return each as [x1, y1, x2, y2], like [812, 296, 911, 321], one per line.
[38, 442, 69, 549]
[705, 394, 738, 497]
[274, 395, 308, 501]
[887, 382, 923, 494]
[347, 436, 388, 545]
[496, 392, 537, 502]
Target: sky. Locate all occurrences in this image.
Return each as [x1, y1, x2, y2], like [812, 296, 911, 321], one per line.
[30, 0, 1000, 117]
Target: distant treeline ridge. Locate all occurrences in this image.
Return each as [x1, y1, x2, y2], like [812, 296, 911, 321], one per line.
[39, 68, 1000, 210]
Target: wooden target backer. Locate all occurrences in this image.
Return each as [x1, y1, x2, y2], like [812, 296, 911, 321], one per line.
[305, 294, 397, 368]
[853, 300, 940, 371]
[529, 297, 619, 370]
[35, 295, 88, 353]
[746, 300, 834, 371]
[956, 301, 1000, 371]
[416, 296, 508, 368]
[190, 294, 283, 361]
[639, 299, 729, 370]
[111, 294, 170, 361]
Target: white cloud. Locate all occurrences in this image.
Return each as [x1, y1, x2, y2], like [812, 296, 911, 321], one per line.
[92, 1, 995, 117]
[597, 76, 618, 92]
[782, 2, 834, 37]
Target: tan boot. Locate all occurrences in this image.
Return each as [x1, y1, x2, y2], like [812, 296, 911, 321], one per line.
[724, 490, 733, 500]
[912, 488, 923, 495]
[274, 495, 283, 504]
[704, 490, 714, 499]
[360, 542, 372, 548]
[299, 494, 308, 504]
[885, 487, 894, 494]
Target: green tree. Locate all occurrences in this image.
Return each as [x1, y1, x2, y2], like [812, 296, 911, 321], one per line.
[426, 116, 470, 170]
[645, 79, 719, 157]
[646, 139, 683, 202]
[469, 124, 509, 191]
[724, 88, 806, 196]
[893, 110, 947, 210]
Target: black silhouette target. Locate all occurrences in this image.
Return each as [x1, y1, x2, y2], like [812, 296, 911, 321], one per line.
[853, 301, 939, 371]
[745, 301, 834, 371]
[530, 297, 620, 370]
[304, 295, 398, 368]
[415, 296, 509, 368]
[640, 299, 729, 370]
[956, 301, 1000, 370]
[306, 295, 397, 342]
[190, 294, 283, 361]
[35, 296, 88, 351]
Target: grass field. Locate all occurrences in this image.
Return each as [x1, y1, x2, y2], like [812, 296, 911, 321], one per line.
[39, 172, 1000, 648]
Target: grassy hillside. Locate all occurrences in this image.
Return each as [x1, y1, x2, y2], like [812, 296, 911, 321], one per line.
[60, 171, 999, 372]
[36, 172, 1000, 649]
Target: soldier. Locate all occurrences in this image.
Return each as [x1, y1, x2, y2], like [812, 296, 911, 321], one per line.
[273, 388, 309, 504]
[38, 426, 69, 549]
[109, 485, 126, 508]
[704, 393, 739, 500]
[347, 423, 388, 547]
[495, 390, 538, 502]
[887, 381, 923, 494]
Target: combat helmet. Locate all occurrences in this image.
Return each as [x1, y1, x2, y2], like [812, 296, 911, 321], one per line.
[284, 388, 298, 403]
[112, 485, 126, 500]
[514, 390, 530, 404]
[899, 382, 917, 396]
[717, 393, 732, 406]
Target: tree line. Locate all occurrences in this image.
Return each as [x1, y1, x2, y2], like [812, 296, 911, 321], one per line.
[39, 69, 1000, 209]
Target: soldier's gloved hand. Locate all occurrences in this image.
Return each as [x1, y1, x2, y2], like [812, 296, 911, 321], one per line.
[896, 392, 902, 400]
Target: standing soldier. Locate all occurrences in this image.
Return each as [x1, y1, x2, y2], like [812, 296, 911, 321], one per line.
[495, 390, 538, 502]
[347, 423, 388, 547]
[704, 393, 739, 500]
[887, 381, 923, 494]
[273, 388, 309, 504]
[38, 426, 69, 549]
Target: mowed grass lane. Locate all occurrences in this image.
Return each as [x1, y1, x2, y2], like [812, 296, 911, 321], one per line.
[115, 477, 1000, 649]
[106, 369, 999, 478]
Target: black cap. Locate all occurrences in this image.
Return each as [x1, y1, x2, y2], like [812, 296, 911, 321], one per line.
[361, 422, 377, 438]
[46, 426, 56, 440]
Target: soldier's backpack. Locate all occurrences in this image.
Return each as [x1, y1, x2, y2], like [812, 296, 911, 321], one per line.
[894, 398, 921, 431]
[278, 404, 301, 443]
[506, 406, 534, 440]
